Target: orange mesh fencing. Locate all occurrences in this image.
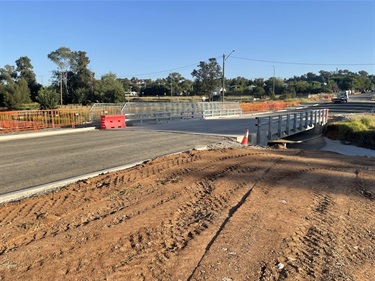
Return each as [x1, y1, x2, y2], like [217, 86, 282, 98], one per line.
[240, 100, 300, 113]
[0, 109, 90, 133]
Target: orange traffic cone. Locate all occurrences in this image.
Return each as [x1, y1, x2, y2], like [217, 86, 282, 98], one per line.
[241, 129, 249, 145]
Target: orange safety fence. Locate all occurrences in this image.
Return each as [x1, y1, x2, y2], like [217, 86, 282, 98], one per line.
[0, 109, 90, 134]
[240, 100, 300, 113]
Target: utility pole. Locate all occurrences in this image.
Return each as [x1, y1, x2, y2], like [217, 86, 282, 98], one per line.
[90, 69, 94, 102]
[222, 50, 235, 102]
[273, 66, 276, 97]
[60, 71, 63, 106]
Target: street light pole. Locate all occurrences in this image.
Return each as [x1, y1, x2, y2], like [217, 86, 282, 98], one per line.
[222, 50, 235, 102]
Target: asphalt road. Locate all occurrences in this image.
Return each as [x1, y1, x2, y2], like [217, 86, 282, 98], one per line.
[0, 129, 229, 195]
[310, 92, 375, 114]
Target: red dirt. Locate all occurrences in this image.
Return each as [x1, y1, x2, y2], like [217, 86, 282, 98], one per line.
[0, 148, 374, 280]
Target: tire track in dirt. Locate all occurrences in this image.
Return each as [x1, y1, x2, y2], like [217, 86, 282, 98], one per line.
[106, 157, 266, 280]
[256, 163, 375, 281]
[96, 152, 273, 279]
[0, 150, 273, 279]
[186, 150, 312, 281]
[186, 150, 374, 281]
[187, 151, 300, 281]
[2, 148, 373, 280]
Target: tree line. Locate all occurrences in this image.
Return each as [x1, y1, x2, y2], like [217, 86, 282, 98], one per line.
[1, 46, 374, 110]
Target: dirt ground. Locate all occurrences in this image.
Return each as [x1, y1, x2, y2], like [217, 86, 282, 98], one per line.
[0, 145, 374, 281]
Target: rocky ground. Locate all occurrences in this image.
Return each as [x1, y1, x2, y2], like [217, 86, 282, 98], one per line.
[0, 143, 374, 280]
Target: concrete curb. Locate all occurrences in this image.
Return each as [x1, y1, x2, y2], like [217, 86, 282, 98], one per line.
[0, 127, 97, 142]
[0, 161, 145, 204]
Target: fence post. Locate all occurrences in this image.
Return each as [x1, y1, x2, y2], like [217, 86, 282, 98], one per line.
[51, 110, 55, 128]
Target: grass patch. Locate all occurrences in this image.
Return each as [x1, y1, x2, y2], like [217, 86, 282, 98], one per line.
[325, 114, 375, 149]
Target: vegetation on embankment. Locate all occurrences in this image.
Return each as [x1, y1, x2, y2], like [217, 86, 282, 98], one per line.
[324, 114, 375, 149]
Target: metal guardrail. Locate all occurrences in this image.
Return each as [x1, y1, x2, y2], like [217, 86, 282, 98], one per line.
[255, 109, 329, 146]
[119, 102, 242, 123]
[125, 111, 204, 123]
[89, 103, 124, 122]
[203, 108, 242, 118]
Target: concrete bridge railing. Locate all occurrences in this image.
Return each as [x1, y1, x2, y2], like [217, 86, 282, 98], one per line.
[255, 109, 329, 146]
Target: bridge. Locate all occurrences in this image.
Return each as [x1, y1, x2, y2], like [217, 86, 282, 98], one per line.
[254, 109, 329, 146]
[90, 102, 329, 147]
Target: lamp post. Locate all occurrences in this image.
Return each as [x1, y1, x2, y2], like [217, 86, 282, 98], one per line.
[222, 50, 235, 102]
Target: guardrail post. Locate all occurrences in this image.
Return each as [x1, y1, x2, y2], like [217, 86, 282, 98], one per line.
[324, 109, 329, 124]
[299, 112, 303, 131]
[256, 117, 261, 145]
[278, 115, 282, 138]
[286, 114, 290, 135]
[268, 116, 272, 140]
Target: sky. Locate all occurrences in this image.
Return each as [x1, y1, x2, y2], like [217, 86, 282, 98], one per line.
[1, 0, 375, 86]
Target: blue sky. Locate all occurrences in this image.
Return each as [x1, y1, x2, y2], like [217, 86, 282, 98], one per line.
[1, 0, 374, 85]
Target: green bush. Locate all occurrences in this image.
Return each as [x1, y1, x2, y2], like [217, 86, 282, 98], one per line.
[36, 88, 59, 109]
[359, 116, 375, 129]
[326, 114, 375, 149]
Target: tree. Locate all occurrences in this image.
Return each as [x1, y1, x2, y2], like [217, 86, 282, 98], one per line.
[319, 70, 332, 83]
[3, 78, 31, 109]
[179, 79, 193, 95]
[167, 72, 182, 96]
[36, 87, 59, 109]
[265, 78, 285, 98]
[191, 58, 221, 98]
[310, 81, 322, 94]
[48, 47, 76, 105]
[15, 56, 41, 101]
[71, 51, 94, 103]
[253, 78, 265, 87]
[94, 73, 125, 103]
[339, 77, 358, 90]
[143, 81, 168, 96]
[165, 72, 192, 96]
[226, 76, 251, 95]
[295, 80, 310, 94]
[0, 65, 17, 84]
[252, 86, 265, 99]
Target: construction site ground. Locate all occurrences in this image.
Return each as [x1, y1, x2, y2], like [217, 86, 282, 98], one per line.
[0, 143, 374, 280]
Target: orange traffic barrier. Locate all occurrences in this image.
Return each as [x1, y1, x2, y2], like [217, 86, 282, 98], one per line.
[100, 115, 126, 129]
[241, 129, 249, 145]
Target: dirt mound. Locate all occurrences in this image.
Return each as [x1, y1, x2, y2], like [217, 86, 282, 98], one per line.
[0, 148, 374, 280]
